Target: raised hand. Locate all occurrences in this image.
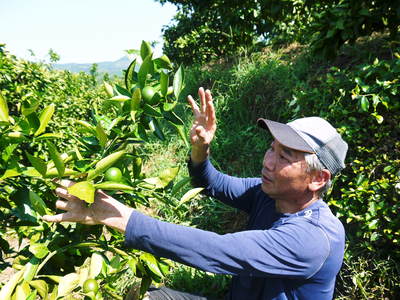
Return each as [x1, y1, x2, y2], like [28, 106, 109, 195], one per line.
[187, 87, 217, 163]
[42, 180, 133, 233]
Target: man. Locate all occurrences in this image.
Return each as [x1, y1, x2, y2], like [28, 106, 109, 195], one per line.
[43, 87, 348, 300]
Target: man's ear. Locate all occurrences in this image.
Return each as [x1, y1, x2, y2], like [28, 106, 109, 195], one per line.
[308, 169, 331, 193]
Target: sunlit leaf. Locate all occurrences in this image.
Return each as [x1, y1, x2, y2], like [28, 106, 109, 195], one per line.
[46, 141, 65, 177]
[86, 150, 126, 180]
[95, 122, 108, 148]
[67, 181, 95, 204]
[138, 55, 154, 88]
[34, 104, 55, 136]
[57, 273, 79, 298]
[173, 66, 184, 100]
[89, 252, 104, 279]
[140, 41, 152, 60]
[15, 282, 31, 300]
[177, 187, 204, 208]
[0, 269, 23, 300]
[160, 71, 169, 96]
[29, 243, 49, 259]
[0, 92, 10, 123]
[103, 81, 114, 97]
[125, 59, 137, 90]
[28, 280, 48, 299]
[140, 253, 163, 278]
[153, 55, 172, 69]
[94, 181, 134, 191]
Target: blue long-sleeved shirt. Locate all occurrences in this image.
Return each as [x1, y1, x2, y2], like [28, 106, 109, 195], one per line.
[125, 159, 345, 299]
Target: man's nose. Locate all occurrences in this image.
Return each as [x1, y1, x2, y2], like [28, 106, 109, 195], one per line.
[263, 150, 275, 171]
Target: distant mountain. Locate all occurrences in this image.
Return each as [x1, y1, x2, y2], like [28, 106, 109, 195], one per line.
[53, 56, 131, 76]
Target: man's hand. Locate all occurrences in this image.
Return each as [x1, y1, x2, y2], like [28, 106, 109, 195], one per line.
[42, 180, 134, 233]
[187, 87, 217, 164]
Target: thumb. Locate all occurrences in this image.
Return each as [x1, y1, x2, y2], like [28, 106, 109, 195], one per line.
[195, 126, 207, 141]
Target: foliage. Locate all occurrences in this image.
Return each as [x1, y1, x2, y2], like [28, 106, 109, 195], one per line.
[0, 41, 192, 299]
[158, 0, 400, 64]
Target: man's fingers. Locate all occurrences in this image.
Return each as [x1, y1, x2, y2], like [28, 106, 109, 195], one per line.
[55, 187, 80, 201]
[198, 87, 206, 114]
[42, 213, 66, 223]
[55, 199, 69, 211]
[205, 90, 216, 130]
[187, 95, 200, 117]
[54, 179, 75, 188]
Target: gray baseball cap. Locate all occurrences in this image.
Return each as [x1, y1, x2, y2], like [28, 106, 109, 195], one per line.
[257, 117, 348, 175]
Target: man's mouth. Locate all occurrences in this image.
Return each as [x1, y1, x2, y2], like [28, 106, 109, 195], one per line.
[262, 173, 272, 183]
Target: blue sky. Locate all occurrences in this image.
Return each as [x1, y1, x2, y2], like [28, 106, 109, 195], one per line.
[0, 0, 177, 63]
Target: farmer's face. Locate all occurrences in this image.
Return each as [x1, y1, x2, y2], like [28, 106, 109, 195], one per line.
[261, 140, 311, 201]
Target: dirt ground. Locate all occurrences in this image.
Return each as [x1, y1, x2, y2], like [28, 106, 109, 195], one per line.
[0, 234, 28, 283]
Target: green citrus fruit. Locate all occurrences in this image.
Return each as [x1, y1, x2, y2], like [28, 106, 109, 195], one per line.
[142, 86, 157, 104]
[104, 167, 123, 182]
[83, 278, 99, 294]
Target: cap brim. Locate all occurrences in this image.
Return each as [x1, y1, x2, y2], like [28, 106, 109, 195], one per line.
[257, 118, 315, 153]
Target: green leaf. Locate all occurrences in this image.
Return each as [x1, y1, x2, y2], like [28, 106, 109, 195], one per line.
[95, 122, 108, 148]
[171, 177, 191, 196]
[173, 66, 184, 100]
[29, 243, 49, 259]
[28, 280, 48, 299]
[29, 191, 47, 216]
[89, 252, 105, 279]
[46, 141, 65, 177]
[153, 55, 172, 69]
[131, 88, 141, 111]
[0, 168, 21, 181]
[94, 181, 134, 191]
[57, 273, 79, 298]
[131, 88, 141, 121]
[160, 71, 169, 96]
[170, 123, 188, 147]
[25, 153, 47, 177]
[140, 253, 163, 278]
[34, 133, 63, 141]
[0, 92, 10, 123]
[67, 181, 95, 204]
[143, 104, 162, 118]
[34, 104, 55, 136]
[163, 101, 177, 111]
[383, 166, 393, 172]
[140, 41, 152, 60]
[21, 100, 40, 116]
[86, 150, 126, 180]
[138, 55, 154, 88]
[0, 269, 23, 300]
[108, 95, 130, 102]
[23, 257, 40, 281]
[148, 118, 165, 140]
[159, 167, 179, 187]
[14, 282, 31, 299]
[177, 188, 204, 208]
[103, 81, 114, 97]
[124, 59, 137, 90]
[360, 96, 369, 112]
[163, 110, 184, 126]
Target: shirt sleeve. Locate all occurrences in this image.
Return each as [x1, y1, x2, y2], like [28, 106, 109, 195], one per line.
[188, 159, 262, 213]
[125, 211, 330, 279]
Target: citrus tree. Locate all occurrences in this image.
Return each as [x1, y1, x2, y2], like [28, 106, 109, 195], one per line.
[0, 41, 196, 300]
